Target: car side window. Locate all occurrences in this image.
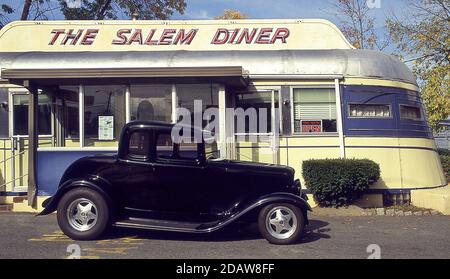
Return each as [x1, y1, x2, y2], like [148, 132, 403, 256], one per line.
[156, 132, 174, 159]
[178, 142, 199, 160]
[128, 131, 150, 160]
[155, 132, 199, 162]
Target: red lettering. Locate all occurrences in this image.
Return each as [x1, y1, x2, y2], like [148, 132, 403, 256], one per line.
[159, 29, 176, 45]
[270, 28, 290, 44]
[236, 28, 257, 44]
[127, 29, 143, 45]
[173, 29, 198, 45]
[227, 28, 240, 44]
[49, 29, 65, 45]
[255, 28, 273, 44]
[144, 29, 158, 45]
[112, 29, 131, 45]
[80, 29, 99, 45]
[61, 29, 84, 45]
[211, 29, 229, 45]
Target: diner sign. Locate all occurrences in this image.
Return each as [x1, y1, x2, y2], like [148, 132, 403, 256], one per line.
[0, 19, 354, 52]
[47, 27, 290, 46]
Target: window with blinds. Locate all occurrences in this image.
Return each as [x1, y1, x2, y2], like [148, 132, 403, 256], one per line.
[293, 88, 337, 133]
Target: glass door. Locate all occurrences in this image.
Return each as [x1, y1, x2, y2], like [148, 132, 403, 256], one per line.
[234, 89, 281, 164]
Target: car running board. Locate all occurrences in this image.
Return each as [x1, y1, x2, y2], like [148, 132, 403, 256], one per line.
[112, 217, 221, 233]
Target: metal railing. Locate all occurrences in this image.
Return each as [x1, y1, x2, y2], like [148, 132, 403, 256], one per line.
[0, 135, 54, 191]
[0, 136, 27, 191]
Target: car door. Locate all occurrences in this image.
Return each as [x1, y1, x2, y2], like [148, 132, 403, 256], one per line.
[151, 130, 210, 220]
[119, 129, 161, 212]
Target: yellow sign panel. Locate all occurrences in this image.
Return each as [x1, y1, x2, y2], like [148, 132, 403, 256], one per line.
[0, 19, 354, 52]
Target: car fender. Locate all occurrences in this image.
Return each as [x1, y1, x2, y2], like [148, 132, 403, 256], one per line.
[212, 192, 310, 228]
[38, 176, 113, 216]
[240, 192, 312, 216]
[197, 192, 311, 233]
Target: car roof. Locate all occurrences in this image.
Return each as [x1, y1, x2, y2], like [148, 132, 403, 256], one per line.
[124, 120, 175, 130]
[124, 121, 206, 133]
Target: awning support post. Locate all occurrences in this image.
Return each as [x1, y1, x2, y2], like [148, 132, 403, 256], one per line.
[24, 80, 38, 209]
[218, 85, 228, 159]
[334, 78, 346, 158]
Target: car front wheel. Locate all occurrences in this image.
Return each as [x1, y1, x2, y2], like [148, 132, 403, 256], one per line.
[57, 188, 109, 240]
[258, 203, 305, 245]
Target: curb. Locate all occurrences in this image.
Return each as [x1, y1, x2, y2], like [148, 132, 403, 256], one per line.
[362, 208, 442, 216]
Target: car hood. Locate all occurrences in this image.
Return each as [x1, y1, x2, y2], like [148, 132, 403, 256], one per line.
[208, 158, 295, 181]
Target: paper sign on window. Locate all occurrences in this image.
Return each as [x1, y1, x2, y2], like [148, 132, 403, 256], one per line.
[99, 116, 114, 140]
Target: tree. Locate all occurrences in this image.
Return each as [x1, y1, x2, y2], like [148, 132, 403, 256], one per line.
[1, 0, 59, 29]
[214, 9, 248, 20]
[59, 0, 186, 20]
[0, 4, 14, 28]
[333, 0, 388, 50]
[387, 0, 450, 132]
[17, 0, 58, 21]
[21, 0, 33, 20]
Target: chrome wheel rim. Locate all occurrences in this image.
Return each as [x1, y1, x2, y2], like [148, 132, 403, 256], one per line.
[265, 206, 297, 240]
[67, 198, 98, 232]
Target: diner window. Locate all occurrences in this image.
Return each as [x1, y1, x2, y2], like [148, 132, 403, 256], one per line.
[0, 88, 8, 138]
[84, 85, 126, 146]
[128, 131, 150, 159]
[12, 93, 52, 136]
[59, 86, 79, 139]
[400, 105, 422, 120]
[293, 88, 337, 133]
[176, 84, 219, 130]
[130, 85, 172, 122]
[349, 104, 391, 118]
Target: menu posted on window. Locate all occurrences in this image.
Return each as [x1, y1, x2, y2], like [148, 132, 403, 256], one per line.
[99, 116, 114, 140]
[301, 120, 322, 133]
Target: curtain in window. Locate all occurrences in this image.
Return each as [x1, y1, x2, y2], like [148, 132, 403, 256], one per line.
[293, 88, 336, 120]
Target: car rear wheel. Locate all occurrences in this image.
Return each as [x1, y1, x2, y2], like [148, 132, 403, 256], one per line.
[57, 188, 109, 240]
[258, 203, 305, 245]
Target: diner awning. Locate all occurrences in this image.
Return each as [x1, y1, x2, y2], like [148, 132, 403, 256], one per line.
[0, 49, 418, 86]
[1, 66, 248, 87]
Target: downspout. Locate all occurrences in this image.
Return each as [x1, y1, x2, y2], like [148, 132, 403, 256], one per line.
[335, 78, 346, 158]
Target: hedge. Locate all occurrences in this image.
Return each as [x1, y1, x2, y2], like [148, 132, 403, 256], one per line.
[438, 149, 450, 182]
[302, 158, 380, 207]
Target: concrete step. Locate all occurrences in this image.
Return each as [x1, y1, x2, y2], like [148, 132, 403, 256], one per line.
[0, 204, 13, 212]
[411, 185, 450, 215]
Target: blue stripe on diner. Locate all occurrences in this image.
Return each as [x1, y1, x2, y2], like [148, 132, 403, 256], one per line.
[37, 150, 117, 196]
[0, 191, 27, 196]
[342, 85, 433, 139]
[237, 145, 437, 152]
[236, 146, 340, 149]
[346, 145, 438, 153]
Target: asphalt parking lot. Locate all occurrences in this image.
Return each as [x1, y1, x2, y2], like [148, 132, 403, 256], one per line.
[0, 212, 449, 259]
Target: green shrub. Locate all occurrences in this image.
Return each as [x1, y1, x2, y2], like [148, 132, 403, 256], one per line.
[438, 149, 450, 182]
[302, 158, 380, 207]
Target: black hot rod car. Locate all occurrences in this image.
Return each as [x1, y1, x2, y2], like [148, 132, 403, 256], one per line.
[39, 121, 311, 244]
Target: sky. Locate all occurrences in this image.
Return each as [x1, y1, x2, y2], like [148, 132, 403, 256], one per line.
[1, 0, 409, 24]
[1, 0, 411, 54]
